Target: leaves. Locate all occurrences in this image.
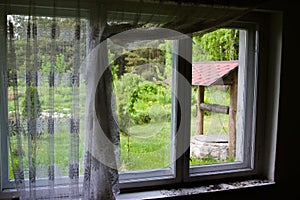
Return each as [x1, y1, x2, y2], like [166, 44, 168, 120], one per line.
[193, 28, 239, 61]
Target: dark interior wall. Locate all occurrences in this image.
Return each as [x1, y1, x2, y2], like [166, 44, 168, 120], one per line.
[274, 1, 300, 198]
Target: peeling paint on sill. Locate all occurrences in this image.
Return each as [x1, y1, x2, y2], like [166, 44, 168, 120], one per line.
[159, 179, 273, 197]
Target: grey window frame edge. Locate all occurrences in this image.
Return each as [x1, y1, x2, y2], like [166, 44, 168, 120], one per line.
[0, 5, 10, 192]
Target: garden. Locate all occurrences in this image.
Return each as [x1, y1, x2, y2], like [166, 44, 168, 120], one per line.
[7, 15, 239, 178]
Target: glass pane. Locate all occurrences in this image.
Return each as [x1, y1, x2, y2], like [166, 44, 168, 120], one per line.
[7, 15, 87, 179]
[190, 28, 242, 166]
[109, 40, 173, 172]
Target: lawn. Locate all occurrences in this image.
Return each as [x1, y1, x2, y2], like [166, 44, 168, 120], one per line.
[119, 122, 171, 171]
[8, 84, 230, 178]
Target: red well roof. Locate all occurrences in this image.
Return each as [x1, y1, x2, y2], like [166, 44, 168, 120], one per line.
[192, 60, 238, 86]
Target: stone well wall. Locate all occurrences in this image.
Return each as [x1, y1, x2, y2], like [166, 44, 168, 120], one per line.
[190, 134, 229, 160]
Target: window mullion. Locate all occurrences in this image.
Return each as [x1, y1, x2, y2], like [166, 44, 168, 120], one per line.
[172, 37, 192, 183]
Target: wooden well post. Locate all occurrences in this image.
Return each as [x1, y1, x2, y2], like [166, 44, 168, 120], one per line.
[196, 68, 238, 159]
[228, 69, 238, 158]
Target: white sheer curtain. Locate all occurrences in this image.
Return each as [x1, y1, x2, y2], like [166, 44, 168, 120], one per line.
[7, 2, 119, 199]
[83, 5, 120, 200]
[4, 0, 266, 199]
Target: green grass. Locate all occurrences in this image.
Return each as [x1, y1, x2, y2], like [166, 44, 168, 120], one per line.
[9, 131, 85, 179]
[190, 155, 221, 165]
[119, 122, 171, 171]
[190, 155, 236, 166]
[8, 84, 231, 179]
[119, 113, 230, 171]
[9, 114, 230, 179]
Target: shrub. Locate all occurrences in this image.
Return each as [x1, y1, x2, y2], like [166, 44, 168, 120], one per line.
[21, 86, 42, 120]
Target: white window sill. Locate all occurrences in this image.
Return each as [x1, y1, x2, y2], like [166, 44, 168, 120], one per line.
[0, 179, 274, 200]
[116, 179, 274, 200]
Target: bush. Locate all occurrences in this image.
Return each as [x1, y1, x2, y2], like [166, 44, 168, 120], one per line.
[21, 86, 42, 120]
[132, 112, 151, 125]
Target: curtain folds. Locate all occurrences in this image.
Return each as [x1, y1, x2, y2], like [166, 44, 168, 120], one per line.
[4, 0, 265, 199]
[83, 5, 120, 199]
[7, 2, 120, 199]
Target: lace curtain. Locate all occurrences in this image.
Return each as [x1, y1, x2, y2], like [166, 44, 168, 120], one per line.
[3, 0, 266, 199]
[7, 3, 119, 199]
[83, 5, 120, 199]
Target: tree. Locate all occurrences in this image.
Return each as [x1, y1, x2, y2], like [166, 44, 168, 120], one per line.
[193, 28, 239, 61]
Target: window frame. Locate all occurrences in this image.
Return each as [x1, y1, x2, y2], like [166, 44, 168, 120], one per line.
[188, 23, 259, 179]
[118, 23, 260, 190]
[0, 4, 280, 198]
[0, 7, 10, 190]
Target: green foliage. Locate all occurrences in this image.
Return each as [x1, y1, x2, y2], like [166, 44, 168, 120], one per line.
[158, 40, 172, 78]
[129, 83, 158, 114]
[129, 83, 160, 125]
[21, 86, 42, 120]
[131, 112, 151, 125]
[193, 28, 239, 61]
[192, 39, 211, 62]
[114, 70, 172, 135]
[114, 73, 143, 135]
[40, 54, 69, 75]
[111, 66, 119, 84]
[117, 41, 168, 82]
[110, 40, 174, 133]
